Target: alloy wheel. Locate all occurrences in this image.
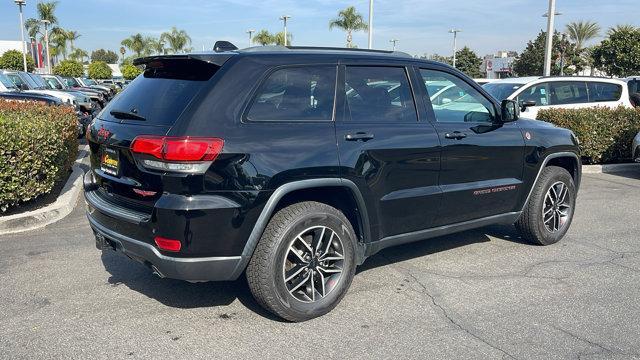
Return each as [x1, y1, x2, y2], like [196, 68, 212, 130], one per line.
[542, 181, 571, 233]
[282, 226, 345, 303]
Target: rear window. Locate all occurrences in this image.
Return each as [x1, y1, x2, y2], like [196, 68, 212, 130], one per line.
[99, 59, 219, 126]
[588, 82, 622, 102]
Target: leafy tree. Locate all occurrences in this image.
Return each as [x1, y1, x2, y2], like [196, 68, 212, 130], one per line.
[53, 59, 84, 77]
[87, 61, 112, 79]
[454, 47, 482, 77]
[253, 30, 274, 46]
[329, 6, 368, 48]
[566, 21, 600, 51]
[121, 34, 150, 57]
[607, 24, 637, 37]
[49, 28, 69, 61]
[160, 27, 192, 54]
[592, 26, 640, 77]
[24, 1, 60, 64]
[0, 50, 35, 72]
[69, 48, 88, 63]
[513, 30, 578, 76]
[121, 64, 142, 80]
[273, 31, 292, 46]
[91, 49, 119, 63]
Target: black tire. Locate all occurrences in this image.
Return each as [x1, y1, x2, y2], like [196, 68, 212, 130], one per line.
[246, 201, 357, 322]
[516, 166, 576, 245]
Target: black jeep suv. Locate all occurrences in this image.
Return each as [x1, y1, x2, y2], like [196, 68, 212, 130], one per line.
[84, 46, 581, 321]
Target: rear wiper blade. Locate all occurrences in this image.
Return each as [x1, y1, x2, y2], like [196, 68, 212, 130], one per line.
[110, 110, 146, 121]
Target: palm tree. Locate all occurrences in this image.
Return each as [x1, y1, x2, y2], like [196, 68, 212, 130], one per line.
[160, 27, 192, 54]
[69, 48, 88, 63]
[121, 34, 149, 57]
[24, 1, 60, 59]
[66, 30, 81, 50]
[273, 31, 292, 46]
[329, 6, 368, 48]
[565, 21, 600, 51]
[49, 27, 69, 61]
[148, 37, 166, 55]
[253, 30, 274, 46]
[606, 24, 637, 37]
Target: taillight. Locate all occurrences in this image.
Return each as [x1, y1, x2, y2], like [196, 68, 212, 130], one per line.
[131, 136, 224, 173]
[154, 236, 181, 252]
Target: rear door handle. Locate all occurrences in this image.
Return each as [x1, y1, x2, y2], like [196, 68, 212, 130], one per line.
[444, 131, 467, 140]
[345, 132, 375, 142]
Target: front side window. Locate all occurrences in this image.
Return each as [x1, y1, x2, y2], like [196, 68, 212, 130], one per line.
[588, 82, 622, 102]
[549, 82, 588, 105]
[517, 83, 550, 106]
[344, 66, 417, 123]
[420, 69, 494, 123]
[7, 73, 27, 88]
[246, 66, 336, 121]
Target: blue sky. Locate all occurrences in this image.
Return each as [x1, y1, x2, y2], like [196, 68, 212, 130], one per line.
[0, 0, 638, 57]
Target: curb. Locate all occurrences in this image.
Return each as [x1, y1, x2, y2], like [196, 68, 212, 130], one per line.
[0, 166, 84, 235]
[582, 163, 640, 174]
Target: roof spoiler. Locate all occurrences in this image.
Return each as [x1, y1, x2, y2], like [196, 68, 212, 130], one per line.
[133, 53, 234, 67]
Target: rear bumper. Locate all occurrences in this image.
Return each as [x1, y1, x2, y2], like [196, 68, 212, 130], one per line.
[88, 214, 244, 282]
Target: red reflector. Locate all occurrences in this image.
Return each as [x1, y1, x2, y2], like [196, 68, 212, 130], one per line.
[154, 236, 181, 252]
[131, 136, 224, 162]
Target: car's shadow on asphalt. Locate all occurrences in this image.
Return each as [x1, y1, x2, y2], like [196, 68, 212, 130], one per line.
[100, 252, 283, 321]
[357, 224, 528, 274]
[100, 224, 527, 320]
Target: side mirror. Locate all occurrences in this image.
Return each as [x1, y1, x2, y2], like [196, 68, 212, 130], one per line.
[520, 100, 536, 112]
[501, 99, 519, 122]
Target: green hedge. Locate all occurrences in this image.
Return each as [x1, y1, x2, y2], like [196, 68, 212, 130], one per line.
[537, 107, 640, 164]
[0, 101, 78, 212]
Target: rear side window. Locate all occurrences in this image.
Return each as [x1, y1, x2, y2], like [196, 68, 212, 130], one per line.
[548, 82, 588, 105]
[246, 66, 336, 121]
[344, 66, 417, 123]
[100, 59, 219, 126]
[518, 83, 550, 106]
[588, 82, 622, 102]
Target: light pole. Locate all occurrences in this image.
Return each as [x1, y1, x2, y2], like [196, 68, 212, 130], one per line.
[246, 29, 255, 47]
[542, 0, 562, 76]
[368, 0, 373, 49]
[279, 15, 291, 46]
[449, 29, 462, 68]
[41, 19, 51, 73]
[14, 0, 28, 72]
[390, 39, 398, 51]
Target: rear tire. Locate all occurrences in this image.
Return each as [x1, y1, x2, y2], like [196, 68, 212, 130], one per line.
[516, 166, 576, 245]
[246, 201, 357, 322]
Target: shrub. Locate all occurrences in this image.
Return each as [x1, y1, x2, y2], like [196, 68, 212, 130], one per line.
[121, 64, 142, 80]
[0, 101, 78, 212]
[53, 59, 84, 77]
[0, 49, 35, 72]
[537, 107, 640, 164]
[91, 49, 119, 64]
[88, 61, 112, 79]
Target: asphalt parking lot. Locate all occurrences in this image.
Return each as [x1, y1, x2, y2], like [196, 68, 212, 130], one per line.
[1, 170, 639, 360]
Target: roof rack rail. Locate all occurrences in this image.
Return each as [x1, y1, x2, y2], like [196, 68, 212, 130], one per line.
[239, 45, 412, 58]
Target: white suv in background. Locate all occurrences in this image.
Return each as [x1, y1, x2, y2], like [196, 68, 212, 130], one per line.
[483, 76, 633, 119]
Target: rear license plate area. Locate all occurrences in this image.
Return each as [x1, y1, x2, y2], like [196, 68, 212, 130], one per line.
[100, 147, 120, 176]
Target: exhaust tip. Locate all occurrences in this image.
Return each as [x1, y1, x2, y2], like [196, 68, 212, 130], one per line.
[151, 265, 165, 278]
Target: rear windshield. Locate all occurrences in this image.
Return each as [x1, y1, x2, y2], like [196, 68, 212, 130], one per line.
[99, 59, 219, 126]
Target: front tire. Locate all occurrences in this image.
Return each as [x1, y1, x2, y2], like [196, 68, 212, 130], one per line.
[516, 166, 576, 245]
[246, 201, 357, 322]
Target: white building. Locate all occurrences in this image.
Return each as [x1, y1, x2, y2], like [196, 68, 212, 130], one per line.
[482, 51, 517, 79]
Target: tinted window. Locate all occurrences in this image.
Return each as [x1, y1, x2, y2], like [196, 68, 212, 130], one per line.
[588, 82, 622, 102]
[63, 77, 80, 87]
[100, 59, 219, 126]
[517, 83, 550, 106]
[6, 73, 28, 89]
[420, 69, 494, 123]
[549, 82, 588, 105]
[344, 66, 416, 122]
[628, 80, 640, 95]
[0, 74, 17, 90]
[482, 82, 523, 101]
[247, 66, 336, 121]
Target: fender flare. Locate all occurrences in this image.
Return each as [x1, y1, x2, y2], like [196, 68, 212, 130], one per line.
[228, 178, 370, 279]
[521, 151, 581, 211]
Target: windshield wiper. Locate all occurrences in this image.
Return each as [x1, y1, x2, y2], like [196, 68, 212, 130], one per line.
[110, 110, 146, 121]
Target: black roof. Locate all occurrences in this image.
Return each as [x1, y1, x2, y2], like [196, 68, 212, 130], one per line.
[133, 45, 438, 67]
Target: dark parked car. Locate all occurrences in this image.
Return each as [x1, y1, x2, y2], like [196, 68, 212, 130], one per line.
[84, 46, 581, 321]
[0, 89, 62, 105]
